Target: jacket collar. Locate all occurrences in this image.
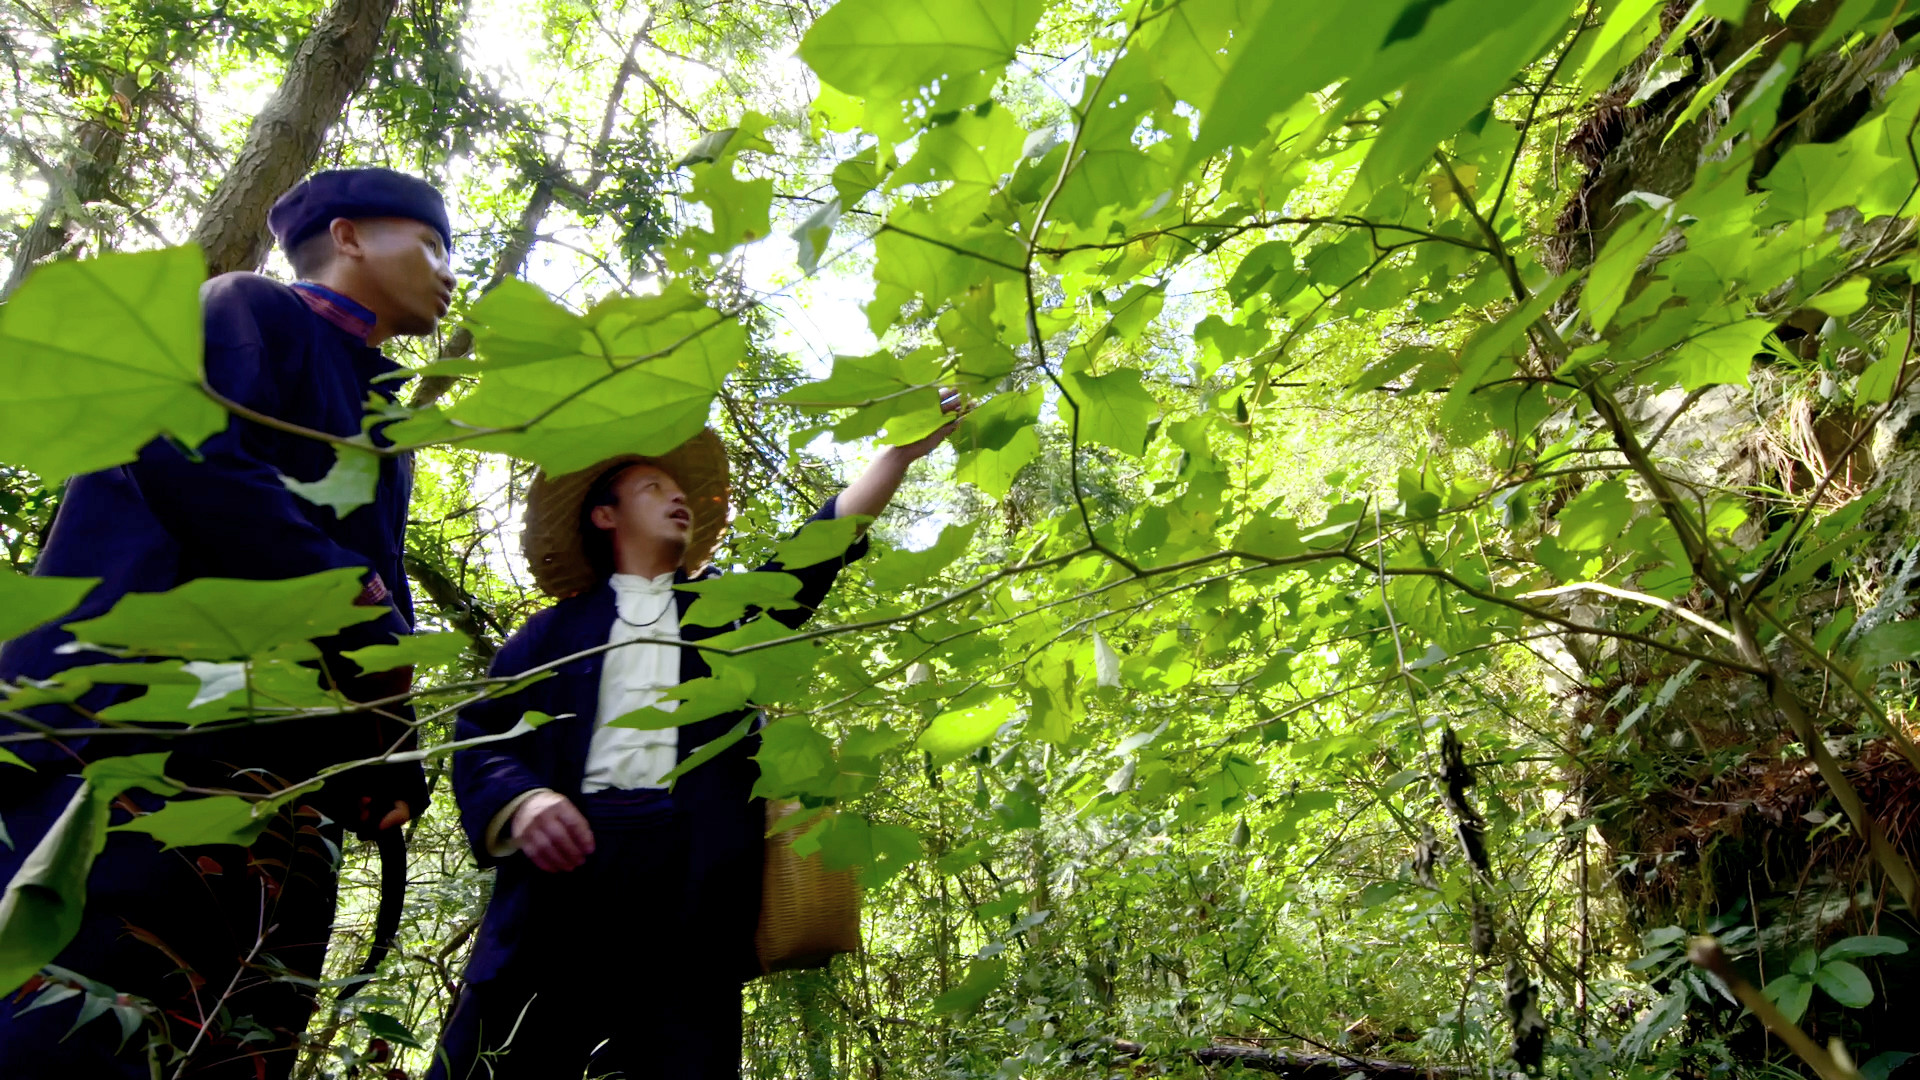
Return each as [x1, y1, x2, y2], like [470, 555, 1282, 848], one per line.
[289, 281, 377, 342]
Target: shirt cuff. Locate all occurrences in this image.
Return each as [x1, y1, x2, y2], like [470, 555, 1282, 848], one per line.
[485, 788, 553, 858]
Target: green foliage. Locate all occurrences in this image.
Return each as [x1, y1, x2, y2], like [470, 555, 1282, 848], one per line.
[0, 246, 219, 478]
[9, 0, 1920, 1075]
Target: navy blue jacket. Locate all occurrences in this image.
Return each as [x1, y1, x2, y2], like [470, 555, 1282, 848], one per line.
[0, 273, 423, 809]
[452, 498, 865, 984]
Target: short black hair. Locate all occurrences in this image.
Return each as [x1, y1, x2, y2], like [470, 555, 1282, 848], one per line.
[286, 226, 338, 279]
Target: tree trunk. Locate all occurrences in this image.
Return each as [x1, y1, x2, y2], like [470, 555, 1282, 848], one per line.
[189, 0, 398, 277]
[1543, 4, 1920, 1064]
[2, 113, 135, 298]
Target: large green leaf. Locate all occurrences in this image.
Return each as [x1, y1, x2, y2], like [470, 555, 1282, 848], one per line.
[868, 522, 977, 593]
[110, 794, 273, 849]
[916, 697, 1015, 766]
[771, 515, 870, 571]
[679, 572, 804, 628]
[868, 211, 1023, 335]
[62, 568, 384, 660]
[798, 0, 1043, 99]
[1813, 960, 1874, 1008]
[1348, 0, 1580, 196]
[390, 284, 744, 475]
[0, 570, 97, 642]
[752, 717, 837, 796]
[1059, 368, 1158, 456]
[929, 956, 1007, 1014]
[1821, 935, 1911, 961]
[280, 443, 380, 517]
[0, 246, 221, 479]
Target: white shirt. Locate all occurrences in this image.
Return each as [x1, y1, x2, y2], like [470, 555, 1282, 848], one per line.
[582, 571, 683, 793]
[485, 571, 684, 855]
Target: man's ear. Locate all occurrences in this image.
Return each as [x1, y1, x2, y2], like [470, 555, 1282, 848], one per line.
[589, 503, 617, 530]
[329, 217, 363, 259]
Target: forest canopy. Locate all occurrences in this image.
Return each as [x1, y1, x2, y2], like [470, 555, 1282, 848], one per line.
[4, 0, 1920, 1077]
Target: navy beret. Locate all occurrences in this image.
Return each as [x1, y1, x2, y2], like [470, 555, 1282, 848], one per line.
[268, 168, 452, 253]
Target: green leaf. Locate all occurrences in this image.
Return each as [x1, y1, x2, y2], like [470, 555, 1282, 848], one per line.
[1059, 369, 1158, 457]
[62, 569, 384, 660]
[110, 794, 271, 849]
[1350, 0, 1580, 195]
[679, 572, 804, 628]
[772, 515, 871, 571]
[868, 523, 977, 593]
[1813, 960, 1874, 1008]
[1656, 319, 1770, 390]
[1577, 0, 1664, 86]
[1583, 208, 1665, 334]
[915, 697, 1016, 766]
[952, 385, 1042, 497]
[890, 104, 1025, 219]
[1554, 480, 1632, 551]
[1186, 0, 1400, 165]
[929, 956, 1006, 1014]
[1808, 278, 1871, 316]
[1852, 621, 1920, 669]
[702, 615, 819, 704]
[1764, 972, 1814, 1023]
[341, 632, 471, 674]
[0, 754, 176, 994]
[1821, 935, 1909, 961]
[462, 279, 586, 368]
[752, 717, 837, 797]
[392, 285, 746, 475]
[0, 784, 109, 995]
[687, 163, 773, 255]
[867, 214, 1023, 335]
[798, 0, 1043, 99]
[0, 246, 222, 479]
[1664, 37, 1767, 145]
[610, 669, 756, 731]
[659, 713, 755, 788]
[0, 748, 28, 771]
[280, 443, 381, 517]
[0, 569, 97, 642]
[813, 813, 923, 887]
[360, 1010, 425, 1050]
[779, 349, 943, 409]
[793, 199, 841, 274]
[1856, 350, 1902, 406]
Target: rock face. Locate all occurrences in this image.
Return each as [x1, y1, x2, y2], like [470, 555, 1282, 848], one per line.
[1548, 3, 1920, 1062]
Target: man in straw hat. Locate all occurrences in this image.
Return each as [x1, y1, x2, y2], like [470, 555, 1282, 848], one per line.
[431, 410, 956, 1080]
[0, 168, 455, 1077]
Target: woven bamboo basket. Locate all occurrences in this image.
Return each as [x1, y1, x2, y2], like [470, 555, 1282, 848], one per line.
[756, 800, 861, 975]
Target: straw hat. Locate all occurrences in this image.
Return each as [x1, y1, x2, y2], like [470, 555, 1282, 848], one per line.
[522, 429, 731, 597]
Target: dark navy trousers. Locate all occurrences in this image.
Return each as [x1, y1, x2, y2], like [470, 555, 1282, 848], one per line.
[0, 771, 342, 1079]
[430, 790, 744, 1080]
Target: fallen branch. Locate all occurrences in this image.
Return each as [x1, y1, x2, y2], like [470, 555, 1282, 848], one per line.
[1094, 1038, 1482, 1079]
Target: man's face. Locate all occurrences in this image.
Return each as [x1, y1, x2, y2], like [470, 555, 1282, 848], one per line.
[589, 464, 691, 567]
[340, 217, 455, 337]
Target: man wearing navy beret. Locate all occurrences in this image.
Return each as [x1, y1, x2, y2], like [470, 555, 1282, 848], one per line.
[0, 168, 456, 1078]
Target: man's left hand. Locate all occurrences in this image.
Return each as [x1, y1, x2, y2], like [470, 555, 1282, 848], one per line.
[358, 796, 411, 835]
[892, 388, 966, 461]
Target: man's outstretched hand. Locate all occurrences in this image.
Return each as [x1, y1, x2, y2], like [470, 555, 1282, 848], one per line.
[892, 388, 967, 460]
[511, 789, 596, 872]
[837, 389, 968, 521]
